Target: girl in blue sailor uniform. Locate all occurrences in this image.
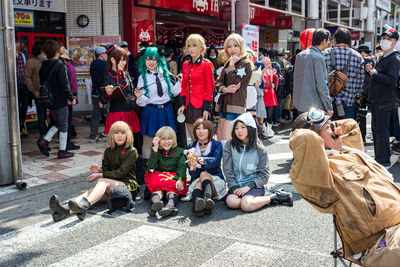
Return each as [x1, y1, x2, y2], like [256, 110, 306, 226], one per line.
[134, 47, 181, 160]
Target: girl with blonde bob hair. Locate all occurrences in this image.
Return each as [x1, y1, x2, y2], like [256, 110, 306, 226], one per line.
[49, 121, 139, 222]
[145, 126, 187, 218]
[178, 33, 214, 140]
[223, 33, 246, 58]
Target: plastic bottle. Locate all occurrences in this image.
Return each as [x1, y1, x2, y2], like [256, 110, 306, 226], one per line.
[335, 98, 345, 117]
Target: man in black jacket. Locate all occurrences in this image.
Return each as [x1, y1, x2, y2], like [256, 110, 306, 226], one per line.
[365, 28, 400, 166]
[37, 40, 75, 159]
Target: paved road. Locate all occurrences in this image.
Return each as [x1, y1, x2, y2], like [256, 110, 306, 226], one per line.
[1, 124, 399, 266]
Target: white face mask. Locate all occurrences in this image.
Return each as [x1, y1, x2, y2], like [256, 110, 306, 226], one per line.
[209, 55, 216, 59]
[376, 52, 383, 58]
[380, 39, 393, 51]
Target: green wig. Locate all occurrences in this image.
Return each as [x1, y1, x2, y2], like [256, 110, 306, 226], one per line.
[138, 47, 172, 99]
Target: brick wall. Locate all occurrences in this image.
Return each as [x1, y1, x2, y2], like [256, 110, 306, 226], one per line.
[66, 0, 119, 36]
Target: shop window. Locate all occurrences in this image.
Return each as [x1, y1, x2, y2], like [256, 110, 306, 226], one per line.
[35, 11, 65, 32]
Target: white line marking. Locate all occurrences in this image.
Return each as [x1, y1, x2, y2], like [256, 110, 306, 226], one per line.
[50, 225, 183, 267]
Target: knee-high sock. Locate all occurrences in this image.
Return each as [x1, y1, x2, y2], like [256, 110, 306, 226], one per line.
[59, 131, 68, 151]
[44, 126, 58, 142]
[166, 192, 178, 207]
[192, 188, 202, 202]
[202, 180, 212, 197]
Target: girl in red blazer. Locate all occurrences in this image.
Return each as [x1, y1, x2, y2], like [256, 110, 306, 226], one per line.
[178, 34, 214, 140]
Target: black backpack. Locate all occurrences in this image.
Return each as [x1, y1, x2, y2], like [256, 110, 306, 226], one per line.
[38, 66, 57, 109]
[108, 185, 134, 212]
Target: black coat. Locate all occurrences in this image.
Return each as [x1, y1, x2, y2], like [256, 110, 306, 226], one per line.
[39, 59, 74, 109]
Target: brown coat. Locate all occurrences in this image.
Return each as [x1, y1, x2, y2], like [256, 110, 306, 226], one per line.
[24, 57, 43, 98]
[289, 119, 400, 258]
[215, 57, 252, 114]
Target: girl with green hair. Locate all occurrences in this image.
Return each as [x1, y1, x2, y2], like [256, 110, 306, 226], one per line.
[134, 46, 182, 160]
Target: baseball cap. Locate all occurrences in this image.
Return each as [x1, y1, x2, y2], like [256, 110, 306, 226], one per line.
[382, 27, 399, 41]
[292, 109, 330, 134]
[120, 41, 128, 47]
[95, 46, 106, 55]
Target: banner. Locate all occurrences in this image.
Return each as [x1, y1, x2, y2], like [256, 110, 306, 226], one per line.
[275, 17, 292, 29]
[242, 24, 259, 60]
[14, 10, 34, 28]
[136, 19, 155, 51]
[13, 0, 67, 13]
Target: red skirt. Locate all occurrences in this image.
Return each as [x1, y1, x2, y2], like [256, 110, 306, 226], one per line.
[105, 111, 141, 134]
[263, 86, 278, 107]
[145, 172, 188, 195]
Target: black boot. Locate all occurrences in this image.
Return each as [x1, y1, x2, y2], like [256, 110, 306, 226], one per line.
[68, 197, 91, 220]
[270, 191, 293, 206]
[49, 195, 70, 222]
[147, 201, 163, 217]
[193, 197, 205, 217]
[204, 194, 215, 215]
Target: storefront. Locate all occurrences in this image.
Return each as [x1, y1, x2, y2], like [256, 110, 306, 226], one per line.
[14, 0, 67, 57]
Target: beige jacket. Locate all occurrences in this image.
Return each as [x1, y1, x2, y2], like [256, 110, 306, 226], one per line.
[289, 119, 400, 257]
[24, 57, 43, 98]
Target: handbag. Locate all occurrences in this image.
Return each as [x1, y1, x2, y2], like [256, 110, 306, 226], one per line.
[328, 49, 351, 97]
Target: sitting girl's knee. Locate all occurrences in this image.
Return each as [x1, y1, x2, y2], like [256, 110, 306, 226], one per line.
[199, 172, 210, 181]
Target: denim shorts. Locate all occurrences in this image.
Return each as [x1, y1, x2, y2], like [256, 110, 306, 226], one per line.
[220, 111, 240, 121]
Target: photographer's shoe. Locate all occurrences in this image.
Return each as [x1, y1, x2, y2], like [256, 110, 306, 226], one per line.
[49, 195, 70, 222]
[270, 191, 293, 206]
[68, 197, 91, 220]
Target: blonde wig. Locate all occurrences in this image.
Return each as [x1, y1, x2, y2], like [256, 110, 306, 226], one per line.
[185, 34, 207, 54]
[155, 126, 177, 148]
[107, 121, 134, 149]
[224, 33, 246, 58]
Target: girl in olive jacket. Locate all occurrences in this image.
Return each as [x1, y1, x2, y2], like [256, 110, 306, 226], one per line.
[145, 126, 187, 218]
[49, 121, 139, 222]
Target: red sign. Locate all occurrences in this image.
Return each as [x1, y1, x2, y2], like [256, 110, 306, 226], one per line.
[275, 16, 292, 29]
[249, 6, 275, 26]
[218, 0, 231, 21]
[351, 31, 360, 40]
[136, 19, 155, 50]
[136, 0, 219, 16]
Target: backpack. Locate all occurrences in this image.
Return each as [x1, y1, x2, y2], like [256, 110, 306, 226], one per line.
[38, 66, 57, 109]
[272, 61, 286, 98]
[108, 185, 134, 212]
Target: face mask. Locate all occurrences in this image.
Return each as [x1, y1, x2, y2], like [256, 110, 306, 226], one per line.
[209, 55, 216, 59]
[380, 39, 393, 51]
[376, 52, 383, 58]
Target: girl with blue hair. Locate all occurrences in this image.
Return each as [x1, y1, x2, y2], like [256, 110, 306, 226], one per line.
[134, 47, 181, 160]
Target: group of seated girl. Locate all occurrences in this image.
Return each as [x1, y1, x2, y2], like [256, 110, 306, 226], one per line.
[49, 113, 293, 222]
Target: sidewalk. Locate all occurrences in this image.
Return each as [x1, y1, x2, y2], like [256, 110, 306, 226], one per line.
[0, 118, 105, 195]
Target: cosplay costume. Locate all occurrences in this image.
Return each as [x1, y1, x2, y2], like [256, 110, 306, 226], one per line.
[145, 146, 187, 195]
[181, 55, 214, 123]
[262, 69, 278, 107]
[103, 146, 140, 198]
[101, 70, 140, 135]
[136, 68, 181, 137]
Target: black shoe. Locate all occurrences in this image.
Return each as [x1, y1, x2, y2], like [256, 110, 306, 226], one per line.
[37, 137, 50, 156]
[67, 142, 80, 150]
[158, 205, 178, 217]
[381, 162, 391, 167]
[271, 191, 293, 206]
[194, 197, 205, 217]
[147, 201, 163, 216]
[58, 150, 74, 159]
[204, 195, 215, 215]
[68, 197, 91, 220]
[49, 195, 70, 222]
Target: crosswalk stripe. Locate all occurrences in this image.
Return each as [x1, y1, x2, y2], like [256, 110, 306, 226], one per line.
[268, 152, 293, 161]
[50, 225, 183, 267]
[200, 242, 283, 266]
[0, 215, 102, 259]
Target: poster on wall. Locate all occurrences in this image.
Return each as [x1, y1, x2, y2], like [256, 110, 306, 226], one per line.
[242, 24, 259, 60]
[135, 19, 155, 51]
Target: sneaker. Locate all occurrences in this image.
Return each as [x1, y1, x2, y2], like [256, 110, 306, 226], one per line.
[89, 138, 100, 143]
[37, 137, 50, 156]
[67, 142, 80, 150]
[392, 146, 400, 155]
[271, 190, 293, 206]
[99, 132, 107, 138]
[58, 150, 74, 159]
[381, 162, 391, 167]
[272, 122, 280, 127]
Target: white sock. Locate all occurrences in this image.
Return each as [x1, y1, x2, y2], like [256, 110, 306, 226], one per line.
[59, 131, 68, 151]
[44, 126, 58, 142]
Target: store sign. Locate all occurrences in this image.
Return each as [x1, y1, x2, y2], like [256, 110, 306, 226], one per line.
[136, 19, 155, 50]
[13, 0, 67, 13]
[250, 6, 275, 26]
[275, 17, 292, 29]
[376, 0, 391, 12]
[136, 0, 219, 16]
[14, 10, 34, 28]
[242, 24, 259, 59]
[351, 31, 360, 40]
[218, 0, 231, 21]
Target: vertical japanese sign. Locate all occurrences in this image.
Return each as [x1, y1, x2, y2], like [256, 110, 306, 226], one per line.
[242, 24, 259, 60]
[135, 19, 155, 51]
